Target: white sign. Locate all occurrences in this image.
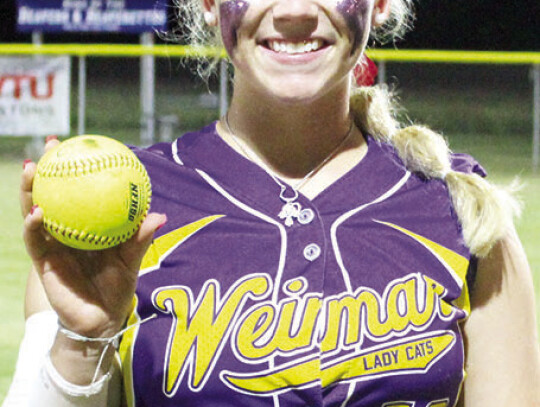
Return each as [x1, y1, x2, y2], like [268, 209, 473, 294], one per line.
[0, 56, 71, 136]
[17, 0, 168, 33]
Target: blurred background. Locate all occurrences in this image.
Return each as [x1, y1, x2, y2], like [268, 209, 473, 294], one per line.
[0, 0, 539, 402]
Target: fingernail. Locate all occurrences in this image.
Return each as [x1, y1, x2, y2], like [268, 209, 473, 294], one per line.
[156, 215, 168, 231]
[30, 204, 39, 215]
[45, 135, 58, 143]
[23, 159, 32, 170]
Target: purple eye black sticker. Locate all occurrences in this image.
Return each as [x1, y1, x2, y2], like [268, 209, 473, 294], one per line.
[336, 0, 370, 54]
[220, 0, 250, 55]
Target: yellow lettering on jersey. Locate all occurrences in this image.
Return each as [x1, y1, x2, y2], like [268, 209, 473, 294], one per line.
[375, 221, 470, 315]
[140, 215, 224, 274]
[320, 275, 450, 353]
[324, 332, 454, 386]
[222, 332, 455, 395]
[235, 294, 322, 359]
[231, 273, 455, 364]
[153, 275, 271, 395]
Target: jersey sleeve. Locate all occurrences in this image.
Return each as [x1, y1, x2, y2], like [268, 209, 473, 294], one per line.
[450, 153, 487, 178]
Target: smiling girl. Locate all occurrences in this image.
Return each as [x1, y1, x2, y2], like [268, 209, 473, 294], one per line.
[8, 0, 540, 406]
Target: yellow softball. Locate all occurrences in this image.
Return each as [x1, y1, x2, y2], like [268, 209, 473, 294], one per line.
[32, 135, 152, 250]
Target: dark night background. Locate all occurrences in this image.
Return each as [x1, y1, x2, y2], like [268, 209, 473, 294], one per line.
[0, 1, 538, 50]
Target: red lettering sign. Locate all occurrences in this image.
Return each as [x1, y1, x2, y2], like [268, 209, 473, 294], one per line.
[0, 73, 55, 100]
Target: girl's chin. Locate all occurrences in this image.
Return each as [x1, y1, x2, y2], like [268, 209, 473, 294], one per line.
[257, 83, 332, 105]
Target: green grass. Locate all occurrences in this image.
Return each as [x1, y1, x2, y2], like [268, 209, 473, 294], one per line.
[0, 161, 32, 400]
[0, 69, 539, 401]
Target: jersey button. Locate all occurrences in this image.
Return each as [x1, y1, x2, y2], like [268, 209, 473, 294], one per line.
[298, 208, 315, 225]
[303, 243, 321, 261]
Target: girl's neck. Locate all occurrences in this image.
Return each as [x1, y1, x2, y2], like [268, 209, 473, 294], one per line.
[222, 81, 356, 180]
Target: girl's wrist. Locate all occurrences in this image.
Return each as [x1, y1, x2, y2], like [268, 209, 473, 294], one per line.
[51, 330, 117, 386]
[50, 313, 156, 385]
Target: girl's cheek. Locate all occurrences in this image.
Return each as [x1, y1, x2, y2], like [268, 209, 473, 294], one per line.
[220, 0, 250, 55]
[335, 0, 371, 54]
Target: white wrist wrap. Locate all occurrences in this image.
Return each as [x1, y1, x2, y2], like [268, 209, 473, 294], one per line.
[44, 353, 111, 397]
[26, 353, 112, 407]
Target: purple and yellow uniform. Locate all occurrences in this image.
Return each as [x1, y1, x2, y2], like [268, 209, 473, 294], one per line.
[119, 123, 484, 407]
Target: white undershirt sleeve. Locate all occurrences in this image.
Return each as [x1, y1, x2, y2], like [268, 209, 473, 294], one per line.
[2, 311, 57, 407]
[2, 311, 122, 407]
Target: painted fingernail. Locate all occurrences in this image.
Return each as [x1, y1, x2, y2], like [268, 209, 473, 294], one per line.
[156, 215, 168, 231]
[23, 159, 32, 170]
[30, 205, 39, 215]
[45, 135, 58, 143]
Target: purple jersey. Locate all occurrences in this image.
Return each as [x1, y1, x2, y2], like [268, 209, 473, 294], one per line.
[119, 123, 483, 407]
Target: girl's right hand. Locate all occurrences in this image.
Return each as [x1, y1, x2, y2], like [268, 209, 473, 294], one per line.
[20, 137, 166, 383]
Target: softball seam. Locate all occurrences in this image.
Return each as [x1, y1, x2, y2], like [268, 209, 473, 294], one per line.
[36, 152, 146, 178]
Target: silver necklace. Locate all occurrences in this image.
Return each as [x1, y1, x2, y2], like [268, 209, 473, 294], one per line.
[223, 114, 354, 227]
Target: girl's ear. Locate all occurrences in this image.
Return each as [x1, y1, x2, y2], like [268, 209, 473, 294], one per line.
[201, 0, 219, 26]
[372, 0, 391, 27]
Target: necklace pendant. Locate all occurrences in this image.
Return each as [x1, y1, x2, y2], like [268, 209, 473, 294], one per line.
[278, 202, 301, 227]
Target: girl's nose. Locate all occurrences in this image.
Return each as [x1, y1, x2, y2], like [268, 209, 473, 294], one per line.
[273, 0, 318, 37]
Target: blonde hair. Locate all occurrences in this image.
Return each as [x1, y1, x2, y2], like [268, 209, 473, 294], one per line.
[373, 0, 415, 43]
[174, 0, 520, 257]
[172, 0, 221, 80]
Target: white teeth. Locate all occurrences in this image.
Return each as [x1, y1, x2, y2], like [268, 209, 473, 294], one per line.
[268, 39, 322, 54]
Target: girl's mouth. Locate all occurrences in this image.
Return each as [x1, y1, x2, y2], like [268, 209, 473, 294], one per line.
[265, 39, 326, 55]
[261, 37, 335, 60]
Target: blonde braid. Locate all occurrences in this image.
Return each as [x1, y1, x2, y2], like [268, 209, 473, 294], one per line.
[350, 85, 399, 142]
[350, 86, 521, 257]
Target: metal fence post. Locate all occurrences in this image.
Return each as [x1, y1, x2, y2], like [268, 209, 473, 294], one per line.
[219, 58, 228, 117]
[532, 64, 540, 172]
[78, 56, 86, 135]
[140, 32, 155, 146]
[377, 60, 386, 84]
[31, 31, 43, 48]
[28, 31, 43, 158]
